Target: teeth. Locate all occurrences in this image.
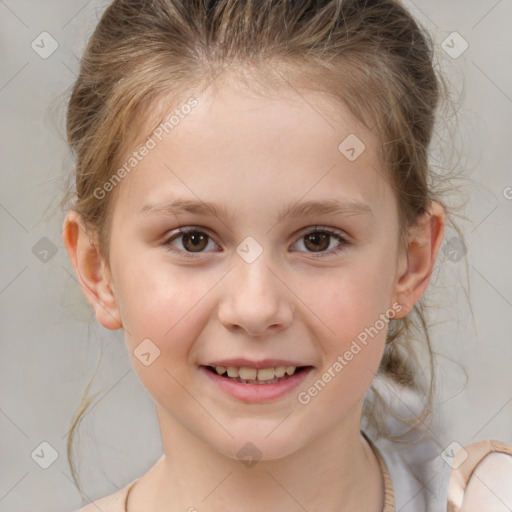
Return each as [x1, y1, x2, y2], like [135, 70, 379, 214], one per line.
[227, 366, 239, 378]
[256, 368, 275, 381]
[274, 366, 286, 378]
[213, 365, 298, 381]
[239, 367, 257, 380]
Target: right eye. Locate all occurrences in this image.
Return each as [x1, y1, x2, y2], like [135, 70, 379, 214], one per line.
[164, 227, 220, 258]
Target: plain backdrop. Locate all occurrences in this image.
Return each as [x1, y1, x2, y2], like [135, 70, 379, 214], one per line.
[1, 1, 511, 510]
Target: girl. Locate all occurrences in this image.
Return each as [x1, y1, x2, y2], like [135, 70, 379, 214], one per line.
[61, 0, 512, 511]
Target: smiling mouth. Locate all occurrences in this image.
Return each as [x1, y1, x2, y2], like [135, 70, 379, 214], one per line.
[202, 365, 312, 385]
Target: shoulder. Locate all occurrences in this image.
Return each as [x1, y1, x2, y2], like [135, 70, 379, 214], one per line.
[363, 374, 512, 512]
[74, 480, 137, 512]
[448, 439, 512, 512]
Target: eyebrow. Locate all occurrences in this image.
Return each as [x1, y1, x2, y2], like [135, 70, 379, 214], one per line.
[139, 197, 373, 223]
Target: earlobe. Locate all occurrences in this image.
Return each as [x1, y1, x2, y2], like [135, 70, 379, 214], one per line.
[62, 211, 123, 330]
[392, 201, 445, 317]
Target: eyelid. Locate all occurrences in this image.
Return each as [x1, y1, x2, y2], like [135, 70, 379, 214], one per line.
[164, 226, 220, 259]
[291, 225, 350, 257]
[294, 225, 350, 241]
[163, 225, 351, 258]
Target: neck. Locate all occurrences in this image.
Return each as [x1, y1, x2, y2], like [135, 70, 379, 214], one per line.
[134, 402, 384, 512]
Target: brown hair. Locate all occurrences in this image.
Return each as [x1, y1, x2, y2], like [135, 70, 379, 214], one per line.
[61, 0, 465, 496]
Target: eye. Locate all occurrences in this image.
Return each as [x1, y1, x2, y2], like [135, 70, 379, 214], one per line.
[164, 226, 350, 259]
[164, 227, 219, 258]
[292, 226, 350, 257]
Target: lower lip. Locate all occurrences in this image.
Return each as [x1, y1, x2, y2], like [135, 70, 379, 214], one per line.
[199, 366, 313, 403]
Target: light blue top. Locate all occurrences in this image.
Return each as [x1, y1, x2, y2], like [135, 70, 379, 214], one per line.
[363, 373, 452, 511]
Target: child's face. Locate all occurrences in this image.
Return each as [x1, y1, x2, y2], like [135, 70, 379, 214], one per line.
[102, 81, 408, 459]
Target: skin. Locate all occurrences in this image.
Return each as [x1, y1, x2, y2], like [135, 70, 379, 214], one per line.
[462, 454, 512, 511]
[63, 77, 445, 511]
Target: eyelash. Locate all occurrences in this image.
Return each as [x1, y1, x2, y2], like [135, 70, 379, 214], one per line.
[163, 226, 350, 259]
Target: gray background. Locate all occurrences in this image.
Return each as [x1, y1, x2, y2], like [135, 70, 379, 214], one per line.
[1, 0, 511, 510]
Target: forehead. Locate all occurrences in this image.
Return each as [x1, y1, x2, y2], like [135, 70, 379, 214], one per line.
[124, 65, 382, 161]
[110, 80, 390, 219]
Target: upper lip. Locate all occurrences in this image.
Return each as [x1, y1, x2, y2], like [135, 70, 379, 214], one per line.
[202, 358, 311, 369]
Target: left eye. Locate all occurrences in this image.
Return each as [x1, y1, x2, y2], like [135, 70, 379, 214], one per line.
[165, 228, 219, 256]
[164, 226, 349, 258]
[291, 227, 349, 257]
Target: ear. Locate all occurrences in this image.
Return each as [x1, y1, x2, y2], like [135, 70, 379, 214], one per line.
[392, 200, 445, 318]
[62, 210, 123, 330]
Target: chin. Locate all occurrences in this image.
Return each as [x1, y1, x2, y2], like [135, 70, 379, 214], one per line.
[208, 427, 309, 464]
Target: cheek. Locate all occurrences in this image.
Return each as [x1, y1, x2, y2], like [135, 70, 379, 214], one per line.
[300, 262, 393, 391]
[114, 261, 211, 392]
[297, 277, 389, 416]
[309, 264, 394, 342]
[117, 256, 202, 341]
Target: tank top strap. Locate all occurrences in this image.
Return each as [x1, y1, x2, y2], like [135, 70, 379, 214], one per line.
[362, 430, 396, 511]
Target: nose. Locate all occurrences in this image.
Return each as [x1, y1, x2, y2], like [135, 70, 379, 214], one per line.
[217, 254, 295, 336]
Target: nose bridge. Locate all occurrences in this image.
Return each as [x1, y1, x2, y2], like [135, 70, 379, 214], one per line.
[218, 249, 294, 335]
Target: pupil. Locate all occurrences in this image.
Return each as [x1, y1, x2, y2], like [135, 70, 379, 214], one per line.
[182, 233, 330, 253]
[305, 233, 329, 252]
[184, 232, 207, 251]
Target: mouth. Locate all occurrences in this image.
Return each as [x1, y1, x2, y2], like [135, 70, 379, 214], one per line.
[201, 364, 313, 385]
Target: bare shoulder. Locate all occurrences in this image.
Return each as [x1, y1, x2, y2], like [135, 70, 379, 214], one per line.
[74, 481, 136, 512]
[448, 439, 512, 512]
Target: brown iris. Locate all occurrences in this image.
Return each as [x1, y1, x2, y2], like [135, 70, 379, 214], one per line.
[182, 231, 209, 252]
[303, 232, 330, 252]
